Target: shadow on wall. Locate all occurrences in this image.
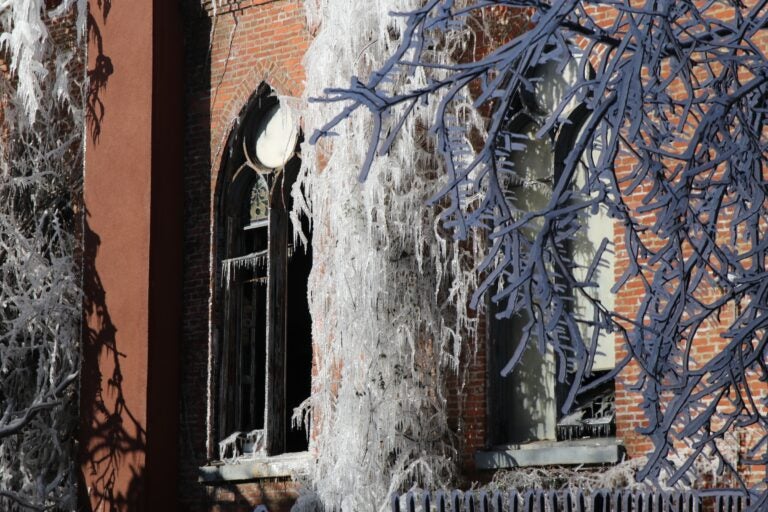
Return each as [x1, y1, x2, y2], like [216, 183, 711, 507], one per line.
[78, 217, 147, 512]
[87, 0, 114, 142]
[79, 2, 143, 510]
[204, 480, 298, 512]
[178, 2, 212, 511]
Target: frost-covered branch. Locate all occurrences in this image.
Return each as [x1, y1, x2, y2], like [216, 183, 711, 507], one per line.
[310, 0, 768, 507]
[0, 1, 85, 510]
[297, 1, 485, 510]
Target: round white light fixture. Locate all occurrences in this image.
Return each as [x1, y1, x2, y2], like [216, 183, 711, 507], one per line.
[253, 103, 299, 170]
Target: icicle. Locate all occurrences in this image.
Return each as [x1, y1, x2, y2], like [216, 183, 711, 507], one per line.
[221, 245, 297, 288]
[221, 249, 269, 287]
[218, 429, 267, 462]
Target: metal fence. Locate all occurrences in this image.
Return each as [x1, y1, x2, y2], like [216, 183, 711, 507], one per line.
[390, 489, 750, 512]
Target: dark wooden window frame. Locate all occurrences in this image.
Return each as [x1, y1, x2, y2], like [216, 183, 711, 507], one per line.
[214, 83, 308, 458]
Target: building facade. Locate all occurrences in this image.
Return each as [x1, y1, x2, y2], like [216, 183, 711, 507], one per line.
[77, 1, 767, 511]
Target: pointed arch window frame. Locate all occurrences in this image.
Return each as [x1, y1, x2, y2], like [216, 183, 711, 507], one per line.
[215, 84, 307, 459]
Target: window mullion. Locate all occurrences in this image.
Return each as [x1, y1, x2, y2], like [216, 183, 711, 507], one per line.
[265, 200, 289, 455]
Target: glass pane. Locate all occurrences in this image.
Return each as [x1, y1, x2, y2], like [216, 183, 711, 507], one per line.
[508, 123, 554, 232]
[249, 175, 269, 225]
[572, 123, 616, 370]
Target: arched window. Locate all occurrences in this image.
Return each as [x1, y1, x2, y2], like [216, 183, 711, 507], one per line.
[487, 51, 616, 447]
[217, 85, 312, 458]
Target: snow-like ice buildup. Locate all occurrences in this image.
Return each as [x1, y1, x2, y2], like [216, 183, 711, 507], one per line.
[293, 1, 484, 510]
[0, 1, 85, 510]
[219, 429, 267, 462]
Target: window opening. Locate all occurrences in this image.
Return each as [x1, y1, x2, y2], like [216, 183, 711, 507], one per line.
[285, 213, 313, 453]
[217, 88, 311, 460]
[487, 51, 615, 447]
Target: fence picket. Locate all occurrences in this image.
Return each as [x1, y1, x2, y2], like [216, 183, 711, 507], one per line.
[392, 493, 401, 512]
[478, 491, 491, 512]
[406, 491, 416, 512]
[593, 490, 607, 512]
[537, 490, 547, 512]
[510, 490, 521, 512]
[452, 489, 463, 512]
[491, 491, 503, 512]
[435, 490, 449, 512]
[635, 492, 645, 512]
[465, 490, 476, 512]
[578, 490, 588, 512]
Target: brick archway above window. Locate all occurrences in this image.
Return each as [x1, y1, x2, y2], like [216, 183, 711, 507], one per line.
[211, 62, 301, 179]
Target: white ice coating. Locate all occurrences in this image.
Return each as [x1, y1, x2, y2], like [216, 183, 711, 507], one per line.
[221, 246, 296, 287]
[0, 1, 85, 510]
[221, 250, 269, 287]
[294, 1, 483, 510]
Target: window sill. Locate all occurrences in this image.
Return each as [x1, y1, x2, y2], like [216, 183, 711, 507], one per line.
[199, 451, 312, 484]
[475, 437, 624, 469]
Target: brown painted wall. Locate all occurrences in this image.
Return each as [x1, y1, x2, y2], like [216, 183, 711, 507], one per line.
[80, 0, 184, 509]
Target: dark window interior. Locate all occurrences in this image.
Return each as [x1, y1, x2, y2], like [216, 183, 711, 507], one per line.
[285, 216, 312, 453]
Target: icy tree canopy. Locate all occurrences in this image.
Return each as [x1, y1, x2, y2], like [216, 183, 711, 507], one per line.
[308, 0, 768, 508]
[0, 0, 85, 510]
[297, 1, 485, 510]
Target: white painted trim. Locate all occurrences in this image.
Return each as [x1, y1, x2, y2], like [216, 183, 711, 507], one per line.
[475, 438, 623, 469]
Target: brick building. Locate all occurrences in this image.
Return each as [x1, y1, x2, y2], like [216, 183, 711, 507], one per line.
[77, 1, 766, 511]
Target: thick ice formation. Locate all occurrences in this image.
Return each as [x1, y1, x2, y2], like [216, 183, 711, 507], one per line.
[295, 1, 482, 510]
[0, 1, 85, 510]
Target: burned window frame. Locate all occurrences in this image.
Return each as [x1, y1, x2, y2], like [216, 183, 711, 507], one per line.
[214, 83, 311, 459]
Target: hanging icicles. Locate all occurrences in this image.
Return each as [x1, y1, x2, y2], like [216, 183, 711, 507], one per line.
[221, 245, 298, 287]
[222, 249, 269, 287]
[293, 1, 484, 511]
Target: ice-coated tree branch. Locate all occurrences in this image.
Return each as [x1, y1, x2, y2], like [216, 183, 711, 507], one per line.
[312, 0, 768, 505]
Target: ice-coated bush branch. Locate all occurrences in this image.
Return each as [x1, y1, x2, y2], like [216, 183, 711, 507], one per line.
[311, 0, 768, 507]
[0, 1, 85, 510]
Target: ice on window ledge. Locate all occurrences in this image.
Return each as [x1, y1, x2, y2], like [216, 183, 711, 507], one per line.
[219, 429, 267, 462]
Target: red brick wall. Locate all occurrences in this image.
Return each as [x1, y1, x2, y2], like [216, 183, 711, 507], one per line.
[587, 5, 768, 485]
[205, 479, 300, 512]
[179, 2, 766, 509]
[445, 317, 487, 479]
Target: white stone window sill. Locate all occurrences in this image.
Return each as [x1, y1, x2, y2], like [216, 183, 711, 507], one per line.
[199, 451, 311, 483]
[475, 437, 624, 469]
